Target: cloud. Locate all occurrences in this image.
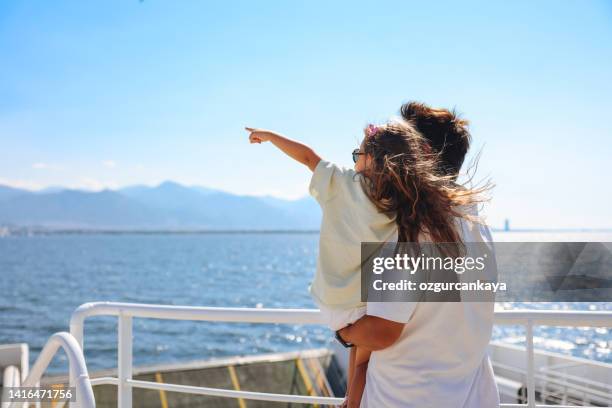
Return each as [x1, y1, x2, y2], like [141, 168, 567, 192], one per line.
[0, 175, 123, 192]
[32, 162, 62, 170]
[102, 160, 117, 169]
[0, 177, 42, 190]
[78, 177, 119, 191]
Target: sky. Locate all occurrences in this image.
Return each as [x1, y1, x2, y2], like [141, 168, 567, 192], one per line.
[1, 0, 611, 229]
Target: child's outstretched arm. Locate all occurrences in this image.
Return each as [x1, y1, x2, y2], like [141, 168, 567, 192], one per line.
[246, 127, 321, 172]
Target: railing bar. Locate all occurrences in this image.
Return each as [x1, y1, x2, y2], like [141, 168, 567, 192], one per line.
[126, 379, 345, 405]
[70, 303, 612, 327]
[90, 376, 119, 385]
[492, 361, 612, 399]
[533, 372, 612, 395]
[539, 361, 582, 371]
[118, 313, 133, 408]
[124, 380, 608, 408]
[104, 375, 612, 407]
[526, 320, 536, 408]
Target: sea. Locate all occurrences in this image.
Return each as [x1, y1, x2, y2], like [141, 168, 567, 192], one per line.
[0, 231, 610, 374]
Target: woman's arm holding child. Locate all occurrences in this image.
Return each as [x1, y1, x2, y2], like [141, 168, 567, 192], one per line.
[246, 127, 321, 172]
[339, 315, 404, 350]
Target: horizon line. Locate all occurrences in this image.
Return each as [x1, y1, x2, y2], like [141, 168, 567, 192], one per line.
[2, 227, 612, 235]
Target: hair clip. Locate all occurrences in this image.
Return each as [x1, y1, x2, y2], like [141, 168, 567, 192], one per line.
[366, 124, 379, 137]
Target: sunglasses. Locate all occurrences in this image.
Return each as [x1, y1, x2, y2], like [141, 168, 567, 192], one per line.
[352, 148, 365, 164]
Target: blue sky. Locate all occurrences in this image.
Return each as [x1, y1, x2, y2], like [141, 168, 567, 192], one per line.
[1, 1, 611, 229]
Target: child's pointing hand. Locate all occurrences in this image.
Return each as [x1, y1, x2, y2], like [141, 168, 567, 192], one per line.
[245, 127, 274, 144]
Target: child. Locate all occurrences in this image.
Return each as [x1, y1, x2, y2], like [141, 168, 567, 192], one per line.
[246, 114, 483, 407]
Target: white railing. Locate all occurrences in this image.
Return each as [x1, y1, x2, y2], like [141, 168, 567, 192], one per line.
[2, 365, 21, 408]
[7, 332, 95, 408]
[68, 302, 612, 408]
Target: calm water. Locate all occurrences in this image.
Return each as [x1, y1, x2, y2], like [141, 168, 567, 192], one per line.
[0, 232, 610, 374]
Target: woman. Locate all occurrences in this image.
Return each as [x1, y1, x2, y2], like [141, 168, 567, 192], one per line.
[336, 102, 499, 408]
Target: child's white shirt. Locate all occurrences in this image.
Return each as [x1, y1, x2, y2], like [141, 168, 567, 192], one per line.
[308, 159, 397, 319]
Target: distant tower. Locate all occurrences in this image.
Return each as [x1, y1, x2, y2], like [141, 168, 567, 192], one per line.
[504, 219, 510, 232]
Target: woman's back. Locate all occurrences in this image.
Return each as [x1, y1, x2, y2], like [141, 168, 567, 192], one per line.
[362, 209, 500, 408]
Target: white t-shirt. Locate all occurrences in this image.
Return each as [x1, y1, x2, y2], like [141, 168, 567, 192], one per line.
[308, 159, 396, 309]
[361, 210, 500, 408]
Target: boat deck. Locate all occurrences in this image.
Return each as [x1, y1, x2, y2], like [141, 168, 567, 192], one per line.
[40, 349, 345, 408]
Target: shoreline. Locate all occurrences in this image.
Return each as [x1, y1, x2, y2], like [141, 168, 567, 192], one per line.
[2, 227, 612, 236]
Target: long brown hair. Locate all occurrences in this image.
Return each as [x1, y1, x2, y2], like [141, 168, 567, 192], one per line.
[400, 101, 471, 179]
[359, 120, 487, 245]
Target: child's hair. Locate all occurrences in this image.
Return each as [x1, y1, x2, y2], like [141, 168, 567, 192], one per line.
[400, 101, 470, 179]
[359, 120, 486, 244]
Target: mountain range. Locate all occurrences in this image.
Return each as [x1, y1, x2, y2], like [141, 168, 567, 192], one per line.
[0, 182, 321, 230]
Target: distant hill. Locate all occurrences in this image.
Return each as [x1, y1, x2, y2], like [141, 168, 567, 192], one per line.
[0, 182, 321, 230]
[0, 185, 27, 202]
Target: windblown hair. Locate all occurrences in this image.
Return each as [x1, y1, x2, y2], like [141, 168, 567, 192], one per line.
[359, 120, 487, 245]
[400, 101, 471, 179]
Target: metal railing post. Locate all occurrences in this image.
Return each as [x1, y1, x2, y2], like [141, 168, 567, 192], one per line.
[118, 313, 133, 408]
[526, 320, 536, 408]
[69, 320, 84, 408]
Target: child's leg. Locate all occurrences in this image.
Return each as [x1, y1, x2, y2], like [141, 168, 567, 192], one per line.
[347, 346, 356, 394]
[346, 347, 371, 408]
[340, 347, 356, 408]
